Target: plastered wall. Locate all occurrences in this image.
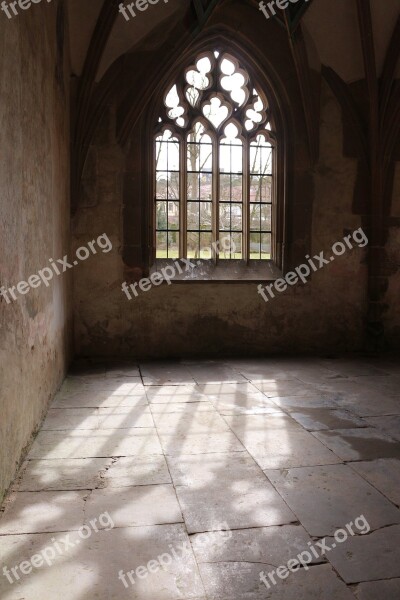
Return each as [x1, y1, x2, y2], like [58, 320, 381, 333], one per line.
[0, 1, 72, 501]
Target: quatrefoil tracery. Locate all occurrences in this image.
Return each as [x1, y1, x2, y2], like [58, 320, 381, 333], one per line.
[162, 51, 273, 135]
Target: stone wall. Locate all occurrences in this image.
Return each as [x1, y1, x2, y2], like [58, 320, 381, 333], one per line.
[72, 81, 372, 358]
[0, 0, 71, 501]
[386, 163, 400, 347]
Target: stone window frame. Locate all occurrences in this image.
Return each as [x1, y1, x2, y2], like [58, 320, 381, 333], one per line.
[121, 36, 293, 283]
[153, 49, 277, 270]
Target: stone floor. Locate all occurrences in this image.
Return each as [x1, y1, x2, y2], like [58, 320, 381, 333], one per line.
[1, 357, 400, 599]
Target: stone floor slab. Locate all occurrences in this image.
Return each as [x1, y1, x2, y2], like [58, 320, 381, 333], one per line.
[268, 395, 340, 410]
[225, 415, 340, 469]
[187, 364, 248, 384]
[367, 360, 400, 376]
[149, 401, 214, 414]
[84, 485, 182, 528]
[52, 390, 148, 409]
[41, 408, 100, 430]
[273, 366, 344, 386]
[60, 378, 143, 395]
[140, 362, 195, 385]
[226, 359, 297, 381]
[159, 431, 245, 455]
[153, 411, 230, 434]
[289, 408, 366, 431]
[198, 562, 354, 600]
[102, 455, 171, 487]
[145, 385, 206, 403]
[191, 524, 323, 566]
[41, 407, 154, 430]
[265, 464, 400, 536]
[208, 393, 283, 416]
[196, 382, 261, 395]
[105, 365, 140, 377]
[0, 491, 85, 534]
[18, 458, 111, 491]
[175, 478, 296, 533]
[0, 525, 205, 600]
[166, 452, 268, 487]
[349, 458, 400, 506]
[326, 524, 400, 583]
[167, 453, 295, 535]
[27, 428, 162, 459]
[317, 359, 388, 378]
[96, 406, 154, 429]
[320, 382, 400, 416]
[313, 428, 400, 461]
[355, 578, 400, 599]
[353, 374, 400, 396]
[363, 415, 400, 441]
[223, 413, 303, 431]
[252, 379, 318, 397]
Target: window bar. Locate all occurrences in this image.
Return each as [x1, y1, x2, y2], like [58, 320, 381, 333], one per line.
[244, 137, 249, 263]
[230, 144, 232, 259]
[198, 147, 201, 259]
[271, 144, 276, 263]
[166, 137, 170, 258]
[213, 132, 219, 265]
[180, 135, 186, 258]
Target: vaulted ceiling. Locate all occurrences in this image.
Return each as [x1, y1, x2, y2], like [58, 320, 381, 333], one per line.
[67, 0, 400, 85]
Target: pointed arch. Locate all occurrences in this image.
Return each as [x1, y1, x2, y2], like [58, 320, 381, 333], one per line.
[119, 27, 297, 275]
[150, 42, 282, 264]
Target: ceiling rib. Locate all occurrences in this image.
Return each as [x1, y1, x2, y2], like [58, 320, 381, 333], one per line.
[380, 14, 400, 126]
[72, 0, 120, 209]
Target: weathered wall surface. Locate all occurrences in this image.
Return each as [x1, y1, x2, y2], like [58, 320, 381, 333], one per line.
[386, 163, 400, 347]
[0, 1, 71, 502]
[72, 81, 372, 358]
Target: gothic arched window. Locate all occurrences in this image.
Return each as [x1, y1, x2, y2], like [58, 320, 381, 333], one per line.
[154, 50, 276, 264]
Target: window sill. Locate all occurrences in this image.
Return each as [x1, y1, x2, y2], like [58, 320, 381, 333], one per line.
[150, 259, 282, 283]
